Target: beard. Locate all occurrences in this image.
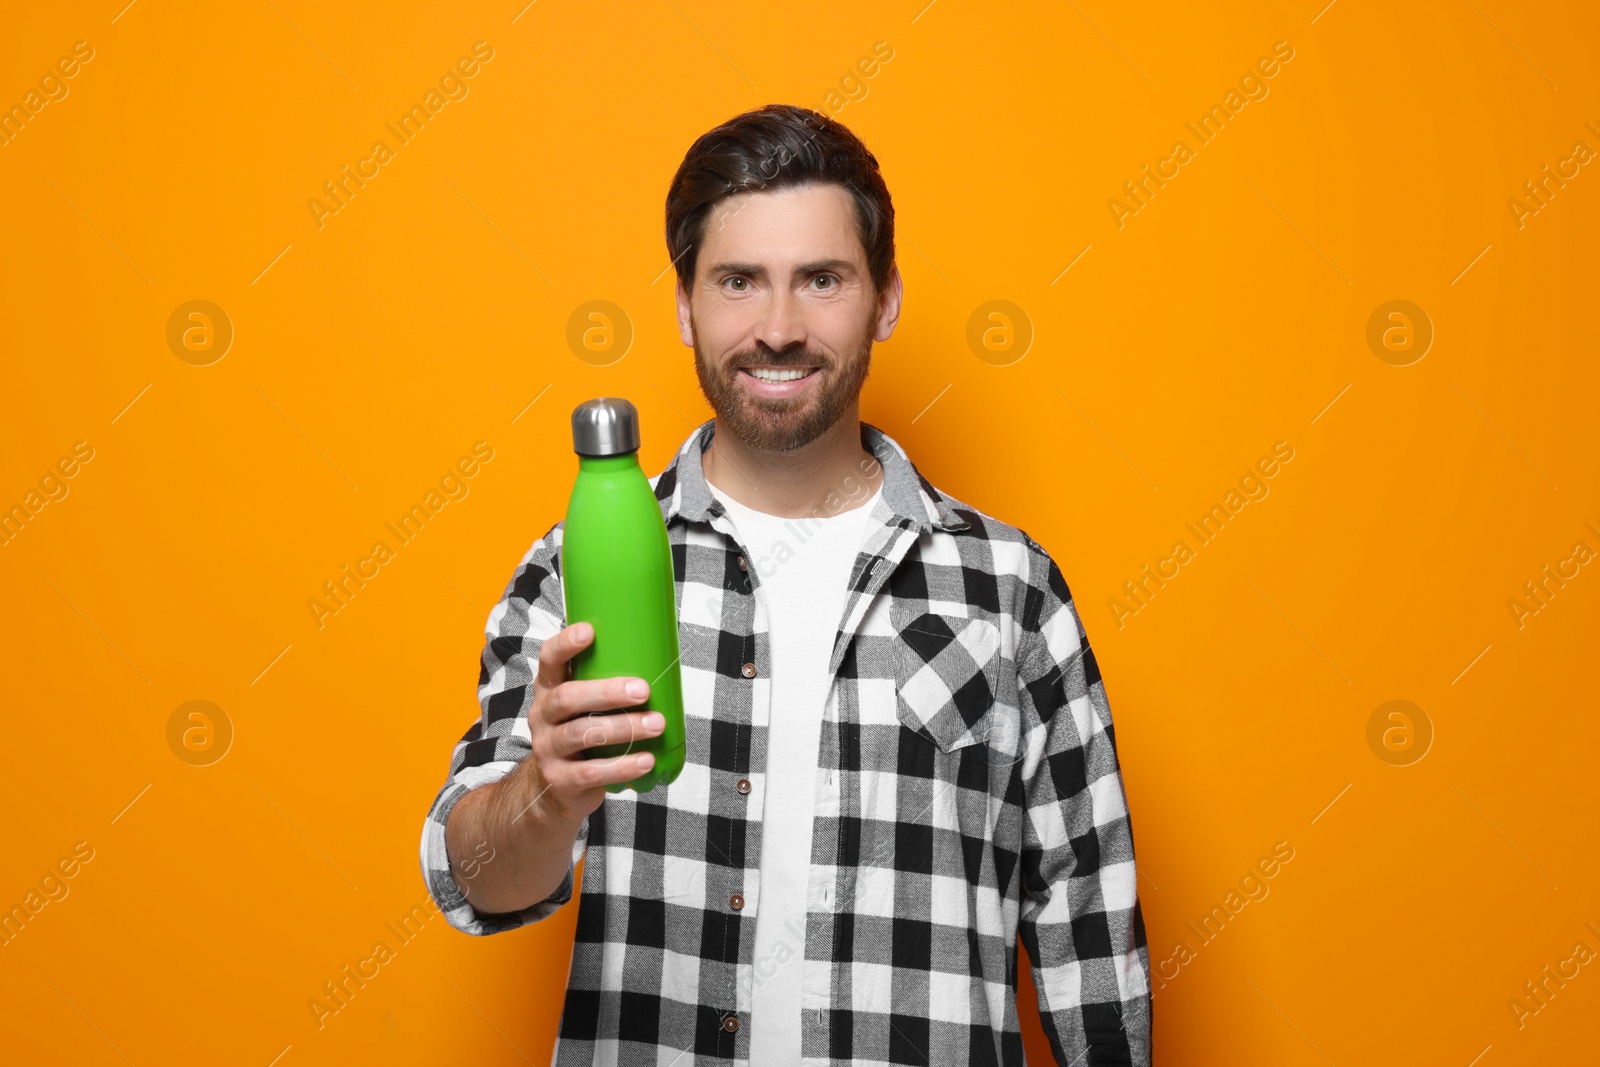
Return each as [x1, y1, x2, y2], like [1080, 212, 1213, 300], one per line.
[690, 318, 874, 454]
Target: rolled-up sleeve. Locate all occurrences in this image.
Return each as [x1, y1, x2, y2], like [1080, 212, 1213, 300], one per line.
[419, 520, 588, 936]
[1015, 546, 1151, 1065]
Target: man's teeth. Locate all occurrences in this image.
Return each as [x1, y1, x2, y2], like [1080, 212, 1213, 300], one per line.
[747, 367, 814, 382]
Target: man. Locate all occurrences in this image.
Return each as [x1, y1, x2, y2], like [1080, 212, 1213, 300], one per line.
[420, 103, 1151, 1066]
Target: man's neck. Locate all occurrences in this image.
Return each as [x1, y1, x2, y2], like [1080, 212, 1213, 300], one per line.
[703, 415, 884, 520]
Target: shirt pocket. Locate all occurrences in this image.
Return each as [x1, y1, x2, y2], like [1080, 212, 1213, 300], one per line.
[894, 611, 1001, 753]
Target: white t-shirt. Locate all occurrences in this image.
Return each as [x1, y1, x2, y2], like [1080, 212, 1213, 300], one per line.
[707, 476, 882, 1065]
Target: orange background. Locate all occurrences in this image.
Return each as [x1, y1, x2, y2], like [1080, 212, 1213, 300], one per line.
[2, 1, 1597, 1064]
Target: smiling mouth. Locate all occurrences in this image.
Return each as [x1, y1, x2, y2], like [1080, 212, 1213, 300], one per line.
[741, 366, 819, 383]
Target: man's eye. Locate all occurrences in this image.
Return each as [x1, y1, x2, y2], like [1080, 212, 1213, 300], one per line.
[726, 277, 748, 291]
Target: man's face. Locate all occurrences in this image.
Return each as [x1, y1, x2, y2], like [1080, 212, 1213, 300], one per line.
[677, 181, 901, 453]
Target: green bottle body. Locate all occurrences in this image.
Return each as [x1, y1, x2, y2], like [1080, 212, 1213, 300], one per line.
[562, 451, 685, 792]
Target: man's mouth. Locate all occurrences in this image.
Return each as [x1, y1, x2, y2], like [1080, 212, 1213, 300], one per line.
[732, 367, 819, 399]
[742, 365, 819, 383]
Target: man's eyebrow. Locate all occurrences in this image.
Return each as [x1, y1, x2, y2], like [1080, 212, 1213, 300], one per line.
[703, 259, 858, 279]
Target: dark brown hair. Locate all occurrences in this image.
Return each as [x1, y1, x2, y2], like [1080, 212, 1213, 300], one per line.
[664, 104, 895, 294]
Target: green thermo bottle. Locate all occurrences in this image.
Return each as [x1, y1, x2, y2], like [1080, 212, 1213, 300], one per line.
[563, 398, 686, 793]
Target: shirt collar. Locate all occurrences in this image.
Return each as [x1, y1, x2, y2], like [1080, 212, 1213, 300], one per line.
[655, 417, 970, 534]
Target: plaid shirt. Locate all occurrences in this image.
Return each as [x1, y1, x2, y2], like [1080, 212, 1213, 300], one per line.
[420, 417, 1151, 1066]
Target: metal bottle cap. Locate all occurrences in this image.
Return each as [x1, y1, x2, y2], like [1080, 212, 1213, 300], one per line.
[572, 397, 641, 456]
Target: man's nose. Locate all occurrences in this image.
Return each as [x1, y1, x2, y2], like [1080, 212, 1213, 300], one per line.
[756, 286, 806, 354]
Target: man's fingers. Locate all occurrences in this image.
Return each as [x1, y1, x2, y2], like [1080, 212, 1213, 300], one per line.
[540, 674, 649, 726]
[552, 709, 663, 759]
[547, 749, 657, 795]
[531, 623, 589, 715]
[537, 621, 593, 684]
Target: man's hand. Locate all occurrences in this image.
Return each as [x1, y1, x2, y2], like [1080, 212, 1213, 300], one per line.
[444, 620, 663, 914]
[518, 619, 664, 824]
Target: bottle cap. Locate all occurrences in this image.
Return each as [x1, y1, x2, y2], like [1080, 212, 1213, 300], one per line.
[572, 397, 641, 457]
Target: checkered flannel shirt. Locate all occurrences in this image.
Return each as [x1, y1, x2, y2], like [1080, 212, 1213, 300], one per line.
[420, 417, 1151, 1066]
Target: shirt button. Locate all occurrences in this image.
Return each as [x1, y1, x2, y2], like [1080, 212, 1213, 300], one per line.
[730, 894, 744, 910]
[737, 555, 747, 571]
[741, 662, 757, 678]
[735, 778, 751, 794]
[721, 1014, 740, 1033]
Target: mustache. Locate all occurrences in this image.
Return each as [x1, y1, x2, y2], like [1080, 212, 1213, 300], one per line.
[731, 352, 826, 370]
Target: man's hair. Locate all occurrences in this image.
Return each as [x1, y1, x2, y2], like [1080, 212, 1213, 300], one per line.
[664, 104, 895, 294]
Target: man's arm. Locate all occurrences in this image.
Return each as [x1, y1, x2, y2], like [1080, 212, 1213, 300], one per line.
[419, 522, 662, 934]
[1015, 544, 1151, 1065]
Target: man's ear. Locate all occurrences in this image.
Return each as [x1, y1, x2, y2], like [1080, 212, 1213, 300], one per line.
[872, 262, 903, 342]
[675, 277, 695, 347]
